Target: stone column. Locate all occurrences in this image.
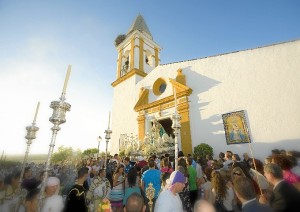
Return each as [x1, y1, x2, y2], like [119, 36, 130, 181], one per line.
[137, 112, 146, 142]
[178, 100, 193, 154]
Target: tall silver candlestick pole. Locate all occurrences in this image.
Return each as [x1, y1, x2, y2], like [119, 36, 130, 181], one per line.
[0, 150, 4, 162]
[20, 102, 40, 184]
[172, 88, 181, 171]
[104, 112, 112, 169]
[39, 65, 71, 211]
[97, 136, 102, 157]
[15, 102, 40, 212]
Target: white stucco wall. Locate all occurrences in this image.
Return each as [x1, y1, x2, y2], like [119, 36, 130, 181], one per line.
[157, 40, 300, 160]
[189, 40, 300, 160]
[111, 40, 300, 160]
[110, 76, 139, 154]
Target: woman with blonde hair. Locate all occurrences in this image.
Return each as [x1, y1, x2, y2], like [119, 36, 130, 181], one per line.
[231, 164, 261, 195]
[211, 170, 234, 212]
[230, 167, 245, 182]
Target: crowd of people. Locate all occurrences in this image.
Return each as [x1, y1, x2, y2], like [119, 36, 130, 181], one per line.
[0, 148, 300, 212]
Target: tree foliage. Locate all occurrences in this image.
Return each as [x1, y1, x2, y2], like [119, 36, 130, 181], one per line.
[119, 149, 125, 157]
[82, 148, 99, 157]
[99, 152, 106, 157]
[51, 146, 82, 164]
[193, 143, 214, 159]
[0, 160, 21, 168]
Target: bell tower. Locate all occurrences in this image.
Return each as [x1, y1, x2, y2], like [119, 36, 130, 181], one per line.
[110, 15, 161, 154]
[111, 14, 161, 87]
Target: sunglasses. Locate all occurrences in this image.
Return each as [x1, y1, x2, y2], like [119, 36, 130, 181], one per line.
[233, 172, 242, 176]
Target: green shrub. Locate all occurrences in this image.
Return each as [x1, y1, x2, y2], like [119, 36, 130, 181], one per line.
[193, 143, 214, 159]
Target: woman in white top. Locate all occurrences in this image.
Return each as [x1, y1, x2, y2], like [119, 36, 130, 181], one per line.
[211, 170, 234, 212]
[199, 176, 214, 204]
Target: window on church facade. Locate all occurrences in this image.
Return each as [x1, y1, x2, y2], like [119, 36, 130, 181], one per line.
[159, 83, 166, 93]
[153, 78, 167, 96]
[121, 55, 129, 77]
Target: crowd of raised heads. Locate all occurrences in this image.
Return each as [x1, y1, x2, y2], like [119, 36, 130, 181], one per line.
[1, 149, 300, 212]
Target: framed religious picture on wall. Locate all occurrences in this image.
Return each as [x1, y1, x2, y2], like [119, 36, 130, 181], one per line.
[222, 110, 251, 145]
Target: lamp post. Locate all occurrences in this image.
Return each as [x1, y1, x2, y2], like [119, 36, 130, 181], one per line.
[172, 88, 181, 170]
[39, 65, 71, 210]
[104, 112, 112, 169]
[97, 136, 102, 157]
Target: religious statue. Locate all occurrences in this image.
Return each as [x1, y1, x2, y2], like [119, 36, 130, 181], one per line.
[151, 119, 169, 143]
[162, 133, 170, 143]
[229, 121, 246, 142]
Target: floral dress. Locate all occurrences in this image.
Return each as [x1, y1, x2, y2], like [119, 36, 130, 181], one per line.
[86, 176, 111, 212]
[179, 182, 192, 212]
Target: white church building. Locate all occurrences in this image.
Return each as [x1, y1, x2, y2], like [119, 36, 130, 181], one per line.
[110, 15, 300, 159]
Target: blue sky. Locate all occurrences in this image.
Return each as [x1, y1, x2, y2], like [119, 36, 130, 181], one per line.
[0, 0, 299, 155]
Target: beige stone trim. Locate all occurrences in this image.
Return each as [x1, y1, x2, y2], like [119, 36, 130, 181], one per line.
[117, 49, 123, 79]
[155, 47, 159, 67]
[139, 38, 144, 71]
[134, 69, 193, 154]
[111, 69, 147, 87]
[178, 102, 193, 154]
[137, 114, 146, 141]
[130, 37, 135, 70]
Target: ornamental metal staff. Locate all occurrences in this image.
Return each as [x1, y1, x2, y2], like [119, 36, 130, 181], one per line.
[38, 65, 72, 211]
[20, 102, 40, 184]
[172, 87, 181, 171]
[104, 112, 112, 169]
[0, 150, 4, 162]
[97, 135, 102, 157]
[14, 102, 40, 212]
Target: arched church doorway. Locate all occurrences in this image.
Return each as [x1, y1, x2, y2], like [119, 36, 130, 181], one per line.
[151, 118, 174, 137]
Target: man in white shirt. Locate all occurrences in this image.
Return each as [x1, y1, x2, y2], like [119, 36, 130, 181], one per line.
[154, 171, 186, 212]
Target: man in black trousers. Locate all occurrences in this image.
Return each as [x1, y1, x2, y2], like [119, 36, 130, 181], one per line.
[64, 167, 89, 212]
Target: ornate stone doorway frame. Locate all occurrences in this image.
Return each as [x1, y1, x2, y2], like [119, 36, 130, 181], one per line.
[134, 69, 194, 154]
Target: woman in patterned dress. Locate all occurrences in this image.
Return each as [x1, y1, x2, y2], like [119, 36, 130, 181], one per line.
[177, 158, 193, 212]
[86, 169, 111, 212]
[109, 164, 125, 212]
